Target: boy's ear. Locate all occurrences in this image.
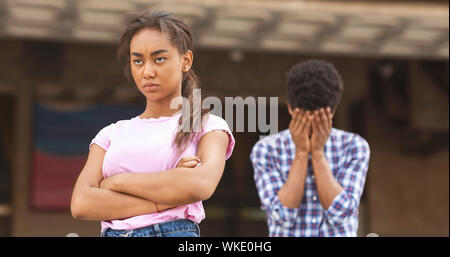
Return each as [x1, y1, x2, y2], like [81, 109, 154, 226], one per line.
[287, 102, 293, 116]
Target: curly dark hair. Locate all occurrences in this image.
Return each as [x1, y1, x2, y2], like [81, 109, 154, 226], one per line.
[286, 60, 344, 113]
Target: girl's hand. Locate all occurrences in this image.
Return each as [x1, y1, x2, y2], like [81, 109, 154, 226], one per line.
[99, 176, 116, 190]
[176, 156, 201, 168]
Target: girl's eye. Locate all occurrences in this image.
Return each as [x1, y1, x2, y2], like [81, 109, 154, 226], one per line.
[155, 57, 166, 63]
[133, 59, 143, 65]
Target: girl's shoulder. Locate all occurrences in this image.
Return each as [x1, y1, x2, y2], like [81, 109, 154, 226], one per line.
[202, 113, 228, 127]
[98, 117, 136, 133]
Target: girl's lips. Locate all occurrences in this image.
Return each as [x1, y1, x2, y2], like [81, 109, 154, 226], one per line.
[143, 83, 159, 92]
[143, 82, 159, 88]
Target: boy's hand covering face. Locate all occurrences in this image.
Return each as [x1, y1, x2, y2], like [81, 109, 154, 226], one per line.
[310, 107, 332, 153]
[289, 107, 333, 153]
[289, 108, 311, 153]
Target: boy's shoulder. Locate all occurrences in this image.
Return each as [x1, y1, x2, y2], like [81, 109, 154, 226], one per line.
[252, 129, 291, 152]
[330, 128, 370, 152]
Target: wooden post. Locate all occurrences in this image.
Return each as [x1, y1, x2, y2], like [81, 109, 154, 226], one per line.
[11, 81, 33, 236]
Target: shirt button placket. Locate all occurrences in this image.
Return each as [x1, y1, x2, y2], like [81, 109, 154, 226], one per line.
[310, 172, 318, 236]
[310, 218, 316, 237]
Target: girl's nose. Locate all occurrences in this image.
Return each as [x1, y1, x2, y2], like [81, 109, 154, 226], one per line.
[143, 63, 155, 79]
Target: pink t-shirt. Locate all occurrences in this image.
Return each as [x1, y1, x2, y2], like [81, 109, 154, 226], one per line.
[89, 112, 235, 231]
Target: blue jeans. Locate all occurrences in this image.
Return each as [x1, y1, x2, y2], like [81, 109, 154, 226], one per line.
[101, 219, 200, 237]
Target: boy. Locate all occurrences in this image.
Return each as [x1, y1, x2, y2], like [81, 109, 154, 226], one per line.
[250, 60, 370, 236]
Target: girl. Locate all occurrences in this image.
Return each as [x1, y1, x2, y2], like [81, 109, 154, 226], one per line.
[70, 10, 235, 237]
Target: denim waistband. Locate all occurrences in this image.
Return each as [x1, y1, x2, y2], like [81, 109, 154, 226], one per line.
[101, 219, 200, 237]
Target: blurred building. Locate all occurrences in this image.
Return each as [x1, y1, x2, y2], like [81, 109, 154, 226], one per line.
[0, 0, 448, 236]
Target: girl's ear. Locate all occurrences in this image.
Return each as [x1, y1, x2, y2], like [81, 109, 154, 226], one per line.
[182, 50, 193, 72]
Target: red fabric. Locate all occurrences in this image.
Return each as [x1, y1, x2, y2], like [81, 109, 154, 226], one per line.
[31, 150, 86, 211]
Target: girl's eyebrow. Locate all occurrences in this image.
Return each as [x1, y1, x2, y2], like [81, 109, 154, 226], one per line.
[130, 49, 168, 57]
[150, 49, 169, 56]
[131, 52, 143, 57]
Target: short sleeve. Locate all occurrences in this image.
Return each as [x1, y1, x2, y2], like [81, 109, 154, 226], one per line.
[89, 123, 115, 151]
[199, 114, 235, 160]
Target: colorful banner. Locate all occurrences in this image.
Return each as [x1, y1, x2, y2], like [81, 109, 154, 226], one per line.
[31, 103, 143, 211]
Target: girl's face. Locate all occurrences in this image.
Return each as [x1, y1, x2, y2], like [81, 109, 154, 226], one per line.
[129, 29, 192, 103]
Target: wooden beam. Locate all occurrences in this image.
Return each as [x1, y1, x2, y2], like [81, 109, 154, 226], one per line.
[11, 81, 33, 236]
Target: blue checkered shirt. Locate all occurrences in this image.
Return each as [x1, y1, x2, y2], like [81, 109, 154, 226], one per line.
[250, 128, 370, 237]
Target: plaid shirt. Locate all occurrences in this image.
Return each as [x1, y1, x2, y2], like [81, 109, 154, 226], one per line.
[250, 128, 370, 237]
